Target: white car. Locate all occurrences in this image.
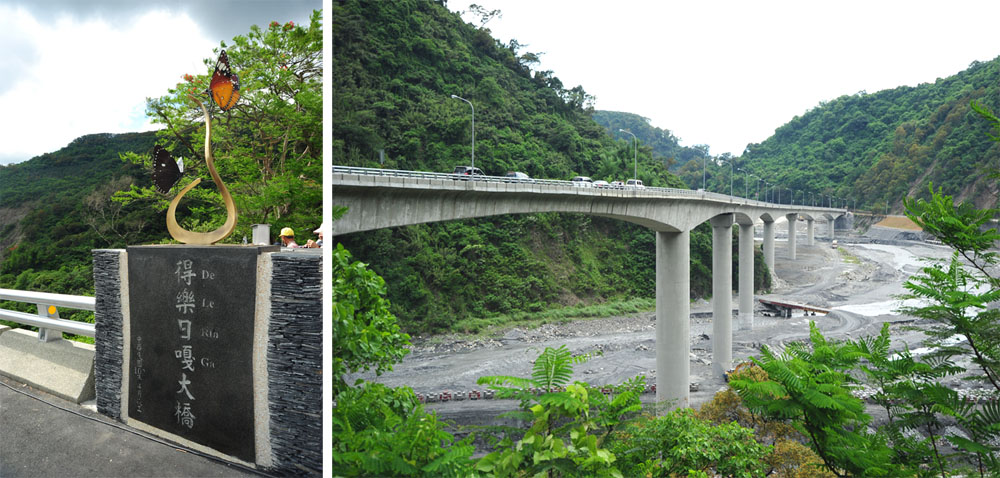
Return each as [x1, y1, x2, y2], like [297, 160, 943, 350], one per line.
[609, 180, 625, 189]
[571, 176, 594, 187]
[593, 180, 609, 188]
[625, 179, 645, 189]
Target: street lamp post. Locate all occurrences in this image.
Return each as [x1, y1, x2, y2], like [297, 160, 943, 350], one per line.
[450, 95, 474, 170]
[728, 159, 734, 198]
[738, 168, 750, 198]
[619, 129, 638, 180]
[702, 157, 707, 190]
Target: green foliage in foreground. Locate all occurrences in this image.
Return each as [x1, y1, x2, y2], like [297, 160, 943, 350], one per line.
[606, 408, 772, 478]
[731, 322, 899, 477]
[332, 382, 474, 477]
[332, 244, 411, 395]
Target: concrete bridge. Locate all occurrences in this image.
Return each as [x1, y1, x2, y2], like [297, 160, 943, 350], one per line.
[333, 166, 847, 409]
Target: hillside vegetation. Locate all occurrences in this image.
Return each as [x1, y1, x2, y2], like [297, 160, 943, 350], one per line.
[592, 110, 713, 173]
[332, 0, 769, 333]
[739, 58, 1000, 211]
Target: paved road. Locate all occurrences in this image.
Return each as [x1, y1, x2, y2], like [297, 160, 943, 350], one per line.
[0, 377, 264, 478]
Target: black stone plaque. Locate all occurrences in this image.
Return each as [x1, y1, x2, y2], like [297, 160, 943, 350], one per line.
[126, 245, 277, 462]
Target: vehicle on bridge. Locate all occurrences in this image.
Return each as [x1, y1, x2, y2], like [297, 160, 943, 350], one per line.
[593, 180, 609, 188]
[453, 166, 484, 178]
[504, 171, 532, 182]
[571, 176, 594, 187]
[610, 180, 625, 189]
[626, 179, 645, 189]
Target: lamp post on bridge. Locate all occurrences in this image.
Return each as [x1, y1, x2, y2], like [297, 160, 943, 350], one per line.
[738, 168, 751, 199]
[450, 95, 475, 170]
[619, 129, 638, 180]
[757, 178, 762, 202]
[725, 158, 734, 198]
[702, 156, 707, 190]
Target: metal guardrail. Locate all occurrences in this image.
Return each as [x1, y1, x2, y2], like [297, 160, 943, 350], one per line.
[0, 289, 96, 340]
[333, 165, 847, 211]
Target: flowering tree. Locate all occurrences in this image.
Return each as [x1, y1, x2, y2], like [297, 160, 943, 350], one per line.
[118, 12, 322, 242]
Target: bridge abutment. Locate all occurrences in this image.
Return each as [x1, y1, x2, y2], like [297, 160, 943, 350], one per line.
[710, 215, 733, 379]
[738, 223, 754, 331]
[655, 230, 690, 410]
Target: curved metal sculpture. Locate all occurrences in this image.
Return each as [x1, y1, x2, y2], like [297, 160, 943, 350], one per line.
[166, 95, 237, 245]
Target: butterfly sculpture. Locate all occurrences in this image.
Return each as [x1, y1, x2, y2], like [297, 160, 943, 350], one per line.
[152, 145, 184, 194]
[208, 50, 240, 111]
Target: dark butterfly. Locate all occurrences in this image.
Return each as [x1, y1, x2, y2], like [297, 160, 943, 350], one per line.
[208, 50, 240, 111]
[152, 145, 184, 194]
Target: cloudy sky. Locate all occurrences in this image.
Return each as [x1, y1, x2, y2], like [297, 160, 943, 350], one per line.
[0, 0, 321, 165]
[457, 1, 1000, 157]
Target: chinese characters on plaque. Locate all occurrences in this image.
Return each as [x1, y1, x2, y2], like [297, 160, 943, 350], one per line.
[128, 246, 266, 462]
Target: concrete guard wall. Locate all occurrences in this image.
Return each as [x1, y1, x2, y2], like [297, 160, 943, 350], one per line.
[92, 249, 322, 476]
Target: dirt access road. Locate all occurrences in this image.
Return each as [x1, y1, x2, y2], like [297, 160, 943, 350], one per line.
[351, 225, 959, 413]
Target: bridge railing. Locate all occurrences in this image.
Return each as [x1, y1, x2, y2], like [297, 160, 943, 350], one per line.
[332, 165, 787, 206]
[0, 289, 96, 341]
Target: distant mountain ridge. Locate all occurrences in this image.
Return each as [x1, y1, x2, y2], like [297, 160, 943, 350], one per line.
[740, 57, 1000, 211]
[591, 110, 711, 172]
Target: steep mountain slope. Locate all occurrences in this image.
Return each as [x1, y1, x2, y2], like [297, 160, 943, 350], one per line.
[741, 58, 1000, 211]
[332, 1, 769, 332]
[0, 132, 160, 328]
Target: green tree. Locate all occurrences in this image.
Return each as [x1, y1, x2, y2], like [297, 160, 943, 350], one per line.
[902, 187, 1000, 475]
[119, 13, 322, 242]
[730, 322, 901, 477]
[475, 345, 640, 477]
[606, 408, 772, 478]
[332, 244, 474, 476]
[332, 244, 411, 394]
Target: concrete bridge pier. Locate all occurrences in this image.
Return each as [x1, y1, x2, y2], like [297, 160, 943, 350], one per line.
[786, 213, 797, 260]
[710, 215, 733, 379]
[806, 218, 815, 246]
[762, 219, 775, 273]
[655, 230, 690, 410]
[738, 223, 754, 331]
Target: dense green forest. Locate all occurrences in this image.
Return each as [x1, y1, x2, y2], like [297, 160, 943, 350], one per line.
[592, 110, 713, 173]
[332, 0, 769, 333]
[693, 59, 1000, 211]
[0, 14, 323, 336]
[0, 132, 160, 298]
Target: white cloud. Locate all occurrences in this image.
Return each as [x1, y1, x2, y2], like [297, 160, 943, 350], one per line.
[0, 6, 215, 164]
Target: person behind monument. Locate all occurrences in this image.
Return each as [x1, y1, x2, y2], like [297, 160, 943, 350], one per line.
[279, 227, 300, 248]
[304, 224, 322, 248]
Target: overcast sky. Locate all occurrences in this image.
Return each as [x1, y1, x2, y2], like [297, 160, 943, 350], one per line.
[0, 0, 320, 165]
[457, 1, 1000, 157]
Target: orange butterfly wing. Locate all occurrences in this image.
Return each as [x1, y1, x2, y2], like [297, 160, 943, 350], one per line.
[208, 50, 240, 111]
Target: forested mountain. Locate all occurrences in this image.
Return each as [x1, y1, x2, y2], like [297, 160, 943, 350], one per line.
[592, 110, 712, 172]
[739, 58, 1000, 211]
[332, 1, 769, 333]
[0, 132, 161, 295]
